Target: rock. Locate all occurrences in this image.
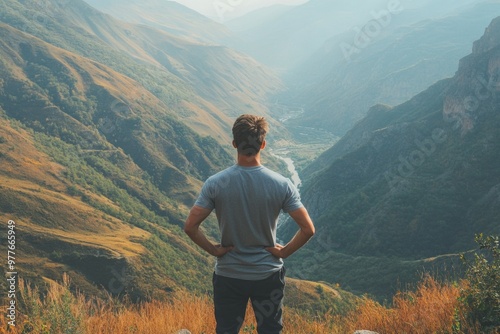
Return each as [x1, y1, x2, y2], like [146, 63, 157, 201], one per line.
[354, 331, 380, 334]
[175, 330, 191, 334]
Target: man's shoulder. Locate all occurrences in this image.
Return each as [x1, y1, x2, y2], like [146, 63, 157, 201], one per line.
[259, 166, 294, 188]
[260, 166, 287, 180]
[205, 165, 237, 183]
[207, 165, 290, 185]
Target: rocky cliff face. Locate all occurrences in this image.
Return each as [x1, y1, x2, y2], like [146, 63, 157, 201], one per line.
[444, 16, 500, 135]
[473, 16, 500, 54]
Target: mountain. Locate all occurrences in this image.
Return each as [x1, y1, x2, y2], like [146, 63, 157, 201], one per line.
[0, 0, 346, 314]
[0, 0, 283, 143]
[285, 0, 500, 136]
[82, 0, 232, 44]
[226, 0, 370, 72]
[226, 0, 485, 72]
[0, 0, 280, 300]
[78, 0, 283, 117]
[225, 4, 295, 33]
[0, 21, 230, 300]
[279, 16, 500, 300]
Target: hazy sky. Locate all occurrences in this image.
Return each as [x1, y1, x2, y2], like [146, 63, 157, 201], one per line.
[174, 0, 308, 21]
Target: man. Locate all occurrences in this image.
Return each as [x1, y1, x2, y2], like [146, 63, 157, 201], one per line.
[184, 114, 315, 334]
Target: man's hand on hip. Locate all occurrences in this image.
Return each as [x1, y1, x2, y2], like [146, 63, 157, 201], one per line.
[212, 244, 234, 258]
[266, 243, 287, 259]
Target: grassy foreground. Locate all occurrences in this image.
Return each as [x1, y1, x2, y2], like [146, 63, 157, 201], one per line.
[0, 275, 483, 334]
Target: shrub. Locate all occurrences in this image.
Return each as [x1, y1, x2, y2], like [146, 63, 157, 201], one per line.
[17, 274, 85, 334]
[460, 234, 500, 332]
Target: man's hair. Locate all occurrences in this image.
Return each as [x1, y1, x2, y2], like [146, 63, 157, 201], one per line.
[232, 114, 269, 156]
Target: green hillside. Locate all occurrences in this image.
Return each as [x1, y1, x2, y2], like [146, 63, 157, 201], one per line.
[280, 16, 500, 300]
[0, 22, 232, 300]
[0, 0, 283, 142]
[0, 0, 231, 301]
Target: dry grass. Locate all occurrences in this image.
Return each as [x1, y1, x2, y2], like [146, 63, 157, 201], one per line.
[84, 292, 337, 333]
[339, 275, 481, 334]
[86, 293, 216, 334]
[0, 275, 482, 334]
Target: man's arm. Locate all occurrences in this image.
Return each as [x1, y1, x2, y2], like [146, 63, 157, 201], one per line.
[266, 207, 315, 259]
[184, 205, 233, 257]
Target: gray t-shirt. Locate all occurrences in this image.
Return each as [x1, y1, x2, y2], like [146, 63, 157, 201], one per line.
[194, 164, 303, 280]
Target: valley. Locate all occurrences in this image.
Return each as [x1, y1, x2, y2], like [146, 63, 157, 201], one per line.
[0, 1, 499, 330]
[269, 101, 339, 175]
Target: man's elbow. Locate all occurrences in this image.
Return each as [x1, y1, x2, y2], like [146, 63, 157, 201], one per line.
[302, 225, 315, 239]
[184, 223, 197, 237]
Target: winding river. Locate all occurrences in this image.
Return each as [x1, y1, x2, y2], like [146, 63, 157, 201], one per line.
[273, 151, 301, 236]
[271, 151, 301, 188]
[281, 156, 301, 188]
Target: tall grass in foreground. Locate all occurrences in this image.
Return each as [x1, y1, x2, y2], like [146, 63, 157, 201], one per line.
[339, 276, 482, 334]
[0, 275, 483, 334]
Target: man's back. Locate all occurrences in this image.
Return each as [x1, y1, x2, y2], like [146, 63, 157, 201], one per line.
[184, 114, 315, 334]
[195, 164, 302, 280]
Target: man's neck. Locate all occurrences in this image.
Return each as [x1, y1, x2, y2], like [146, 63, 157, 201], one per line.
[237, 153, 261, 167]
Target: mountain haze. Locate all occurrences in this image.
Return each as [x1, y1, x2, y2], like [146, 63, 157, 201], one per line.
[83, 0, 232, 44]
[225, 4, 295, 33]
[227, 0, 486, 73]
[287, 0, 500, 135]
[227, 0, 371, 71]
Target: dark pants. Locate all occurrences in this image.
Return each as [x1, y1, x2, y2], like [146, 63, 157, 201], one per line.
[212, 267, 286, 334]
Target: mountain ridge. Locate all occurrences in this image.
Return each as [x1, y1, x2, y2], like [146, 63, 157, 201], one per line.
[0, 0, 284, 146]
[83, 0, 232, 44]
[280, 16, 500, 300]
